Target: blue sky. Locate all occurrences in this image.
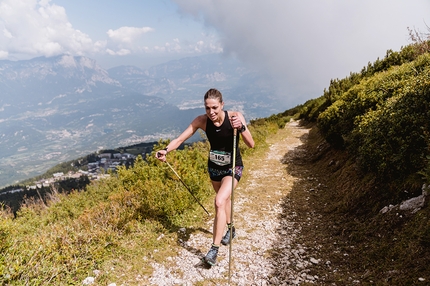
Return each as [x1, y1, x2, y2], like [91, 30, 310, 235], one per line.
[1, 0, 429, 104]
[51, 0, 220, 68]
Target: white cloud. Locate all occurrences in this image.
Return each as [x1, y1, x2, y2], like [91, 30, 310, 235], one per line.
[0, 50, 8, 59]
[117, 49, 131, 56]
[94, 40, 107, 52]
[3, 28, 12, 38]
[168, 38, 181, 52]
[107, 26, 154, 43]
[106, 49, 116, 56]
[153, 45, 165, 52]
[106, 48, 131, 56]
[0, 0, 96, 58]
[174, 0, 430, 105]
[0, 0, 223, 65]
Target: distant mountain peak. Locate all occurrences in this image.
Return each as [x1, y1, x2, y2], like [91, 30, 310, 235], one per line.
[57, 54, 80, 68]
[0, 54, 120, 89]
[108, 65, 147, 77]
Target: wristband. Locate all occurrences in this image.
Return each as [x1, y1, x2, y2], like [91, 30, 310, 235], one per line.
[238, 124, 246, 133]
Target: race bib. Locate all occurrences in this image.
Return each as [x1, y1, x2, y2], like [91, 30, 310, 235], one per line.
[209, 150, 231, 166]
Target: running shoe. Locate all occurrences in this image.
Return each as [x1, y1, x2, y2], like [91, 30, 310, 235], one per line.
[203, 245, 219, 266]
[221, 226, 236, 246]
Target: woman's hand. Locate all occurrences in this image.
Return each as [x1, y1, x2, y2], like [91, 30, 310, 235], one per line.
[156, 149, 168, 162]
[230, 112, 254, 148]
[230, 115, 243, 130]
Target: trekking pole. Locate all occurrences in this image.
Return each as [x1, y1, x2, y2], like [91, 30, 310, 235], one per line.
[163, 159, 210, 216]
[228, 127, 237, 284]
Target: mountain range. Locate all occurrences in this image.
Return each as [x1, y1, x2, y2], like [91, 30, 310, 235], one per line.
[0, 54, 285, 187]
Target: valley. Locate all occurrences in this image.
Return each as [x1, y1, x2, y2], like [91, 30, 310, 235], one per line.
[0, 54, 287, 187]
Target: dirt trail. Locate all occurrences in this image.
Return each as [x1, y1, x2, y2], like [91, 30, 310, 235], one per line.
[148, 120, 314, 285]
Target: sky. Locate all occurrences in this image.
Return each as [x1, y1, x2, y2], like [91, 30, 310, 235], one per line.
[0, 0, 429, 105]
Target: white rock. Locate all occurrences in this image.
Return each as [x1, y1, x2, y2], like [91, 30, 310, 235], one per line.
[93, 270, 101, 277]
[422, 184, 429, 196]
[399, 195, 425, 213]
[380, 204, 396, 214]
[82, 277, 95, 285]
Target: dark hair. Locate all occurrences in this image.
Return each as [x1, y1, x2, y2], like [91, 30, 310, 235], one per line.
[204, 88, 223, 103]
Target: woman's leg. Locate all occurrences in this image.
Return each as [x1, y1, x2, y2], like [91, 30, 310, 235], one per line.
[211, 176, 238, 245]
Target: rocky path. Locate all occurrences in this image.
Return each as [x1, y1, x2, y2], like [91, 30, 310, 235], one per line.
[148, 120, 317, 285]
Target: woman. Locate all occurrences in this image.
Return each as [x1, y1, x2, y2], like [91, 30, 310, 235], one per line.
[156, 88, 254, 266]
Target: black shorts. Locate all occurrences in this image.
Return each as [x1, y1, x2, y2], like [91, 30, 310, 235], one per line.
[208, 166, 243, 182]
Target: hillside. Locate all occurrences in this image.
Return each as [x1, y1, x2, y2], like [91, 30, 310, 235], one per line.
[1, 40, 429, 285]
[145, 120, 429, 285]
[41, 119, 430, 285]
[283, 122, 429, 285]
[2, 119, 428, 285]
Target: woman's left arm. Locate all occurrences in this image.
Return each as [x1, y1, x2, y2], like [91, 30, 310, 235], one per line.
[230, 112, 255, 148]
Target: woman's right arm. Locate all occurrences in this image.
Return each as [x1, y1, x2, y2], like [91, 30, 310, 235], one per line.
[156, 115, 206, 161]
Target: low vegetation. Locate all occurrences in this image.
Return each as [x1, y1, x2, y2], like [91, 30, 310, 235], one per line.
[0, 119, 279, 284]
[297, 30, 430, 192]
[1, 29, 429, 284]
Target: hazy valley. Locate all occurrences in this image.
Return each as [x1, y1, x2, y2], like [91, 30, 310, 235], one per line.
[0, 54, 285, 187]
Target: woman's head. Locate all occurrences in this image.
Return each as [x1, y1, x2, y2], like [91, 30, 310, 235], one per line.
[204, 88, 223, 103]
[204, 88, 224, 121]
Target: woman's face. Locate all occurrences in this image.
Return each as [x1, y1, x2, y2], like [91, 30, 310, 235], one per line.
[205, 98, 224, 122]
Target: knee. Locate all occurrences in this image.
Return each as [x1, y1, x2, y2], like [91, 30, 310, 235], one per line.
[214, 197, 228, 210]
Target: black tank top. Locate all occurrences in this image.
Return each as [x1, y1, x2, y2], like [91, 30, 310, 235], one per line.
[206, 111, 243, 169]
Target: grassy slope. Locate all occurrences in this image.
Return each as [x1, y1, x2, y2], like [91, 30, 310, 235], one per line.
[1, 117, 428, 285]
[2, 44, 430, 285]
[286, 122, 430, 285]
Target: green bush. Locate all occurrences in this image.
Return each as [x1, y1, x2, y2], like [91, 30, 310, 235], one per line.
[0, 140, 214, 285]
[295, 44, 428, 127]
[353, 78, 430, 177]
[113, 140, 212, 227]
[318, 53, 430, 181]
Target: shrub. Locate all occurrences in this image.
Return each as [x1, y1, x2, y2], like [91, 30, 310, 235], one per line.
[353, 78, 430, 178]
[318, 53, 430, 181]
